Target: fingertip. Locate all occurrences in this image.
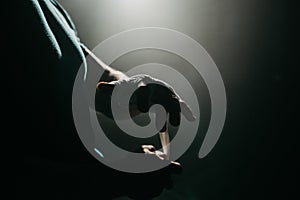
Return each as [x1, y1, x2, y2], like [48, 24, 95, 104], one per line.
[96, 81, 108, 88]
[188, 113, 197, 121]
[180, 101, 196, 121]
[142, 145, 156, 152]
[96, 82, 115, 94]
[169, 161, 183, 174]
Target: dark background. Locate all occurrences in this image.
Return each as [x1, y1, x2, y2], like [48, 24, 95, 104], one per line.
[19, 0, 296, 199]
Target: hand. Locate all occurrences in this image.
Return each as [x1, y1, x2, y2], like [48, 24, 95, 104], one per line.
[20, 145, 182, 200]
[95, 74, 195, 129]
[119, 145, 182, 199]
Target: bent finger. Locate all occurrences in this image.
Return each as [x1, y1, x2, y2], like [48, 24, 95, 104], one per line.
[179, 100, 196, 121]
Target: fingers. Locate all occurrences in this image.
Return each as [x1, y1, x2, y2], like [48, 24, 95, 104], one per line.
[141, 145, 182, 174]
[143, 84, 195, 125]
[142, 145, 156, 152]
[142, 145, 166, 161]
[179, 100, 196, 121]
[102, 80, 196, 125]
[168, 161, 182, 174]
[130, 145, 181, 199]
[96, 81, 115, 95]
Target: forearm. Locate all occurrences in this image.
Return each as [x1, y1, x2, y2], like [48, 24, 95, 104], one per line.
[80, 44, 128, 82]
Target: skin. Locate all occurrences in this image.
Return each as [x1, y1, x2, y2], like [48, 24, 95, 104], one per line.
[82, 41, 186, 199]
[16, 1, 193, 199]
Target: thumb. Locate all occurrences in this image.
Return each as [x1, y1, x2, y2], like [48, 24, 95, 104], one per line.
[96, 82, 115, 95]
[179, 100, 196, 121]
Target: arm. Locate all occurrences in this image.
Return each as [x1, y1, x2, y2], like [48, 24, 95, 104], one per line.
[80, 44, 128, 82]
